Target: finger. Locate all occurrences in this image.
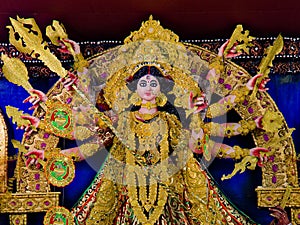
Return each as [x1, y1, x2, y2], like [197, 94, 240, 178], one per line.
[63, 79, 75, 88]
[17, 126, 25, 130]
[227, 52, 243, 58]
[66, 80, 75, 87]
[270, 206, 285, 214]
[218, 40, 229, 56]
[23, 96, 33, 103]
[26, 158, 35, 167]
[29, 158, 35, 165]
[25, 158, 31, 167]
[68, 72, 76, 78]
[21, 115, 31, 120]
[254, 116, 263, 129]
[32, 98, 40, 106]
[270, 213, 281, 220]
[189, 92, 194, 109]
[193, 105, 207, 114]
[57, 45, 67, 52]
[194, 100, 205, 105]
[64, 82, 73, 88]
[274, 206, 285, 211]
[246, 74, 263, 90]
[229, 46, 237, 52]
[25, 125, 31, 132]
[30, 89, 43, 96]
[63, 77, 72, 84]
[18, 125, 25, 130]
[28, 97, 36, 104]
[195, 96, 205, 101]
[64, 39, 80, 53]
[28, 105, 38, 111]
[26, 129, 33, 136]
[24, 151, 34, 157]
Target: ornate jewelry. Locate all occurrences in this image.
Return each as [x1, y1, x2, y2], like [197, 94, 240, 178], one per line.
[135, 111, 159, 121]
[155, 92, 167, 107]
[231, 86, 250, 103]
[140, 102, 157, 110]
[44, 206, 74, 225]
[103, 62, 204, 112]
[129, 92, 142, 106]
[218, 145, 249, 160]
[237, 119, 256, 135]
[39, 100, 74, 139]
[124, 15, 179, 44]
[125, 111, 170, 225]
[45, 154, 75, 187]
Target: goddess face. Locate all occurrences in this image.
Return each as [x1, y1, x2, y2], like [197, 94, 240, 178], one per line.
[136, 75, 160, 102]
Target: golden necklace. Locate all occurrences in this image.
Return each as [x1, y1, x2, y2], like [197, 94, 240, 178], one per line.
[140, 102, 157, 110]
[126, 112, 170, 225]
[135, 111, 159, 121]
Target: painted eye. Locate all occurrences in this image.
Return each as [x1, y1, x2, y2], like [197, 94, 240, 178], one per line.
[139, 81, 147, 87]
[150, 81, 157, 87]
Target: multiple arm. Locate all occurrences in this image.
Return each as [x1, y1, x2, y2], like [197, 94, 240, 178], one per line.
[20, 39, 115, 165]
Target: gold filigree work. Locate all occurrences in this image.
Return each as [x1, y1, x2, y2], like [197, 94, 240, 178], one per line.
[124, 15, 179, 44]
[1, 15, 299, 225]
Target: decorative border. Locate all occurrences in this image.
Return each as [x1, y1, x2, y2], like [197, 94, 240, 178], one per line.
[256, 187, 300, 208]
[0, 38, 299, 78]
[0, 192, 60, 213]
[256, 187, 300, 224]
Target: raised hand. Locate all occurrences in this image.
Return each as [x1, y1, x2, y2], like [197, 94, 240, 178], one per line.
[17, 115, 40, 136]
[189, 92, 208, 114]
[218, 39, 243, 58]
[59, 71, 78, 91]
[254, 116, 264, 129]
[250, 147, 270, 167]
[58, 38, 81, 55]
[246, 73, 270, 92]
[23, 89, 47, 110]
[269, 206, 291, 225]
[24, 149, 44, 169]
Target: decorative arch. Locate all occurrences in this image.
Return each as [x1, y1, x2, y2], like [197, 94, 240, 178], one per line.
[0, 15, 299, 225]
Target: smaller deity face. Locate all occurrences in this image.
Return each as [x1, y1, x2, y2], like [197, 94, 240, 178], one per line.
[136, 75, 160, 102]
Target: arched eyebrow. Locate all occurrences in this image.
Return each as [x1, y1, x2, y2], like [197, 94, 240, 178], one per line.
[138, 80, 147, 87]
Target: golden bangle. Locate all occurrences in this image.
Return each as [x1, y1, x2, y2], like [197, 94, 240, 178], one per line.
[231, 146, 249, 159]
[38, 119, 47, 130]
[237, 119, 256, 135]
[44, 147, 61, 159]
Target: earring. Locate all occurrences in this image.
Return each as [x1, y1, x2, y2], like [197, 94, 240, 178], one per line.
[129, 92, 142, 106]
[155, 92, 167, 107]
